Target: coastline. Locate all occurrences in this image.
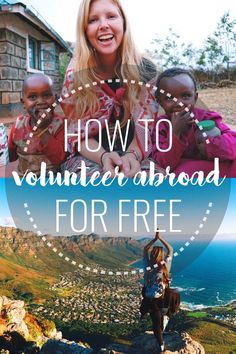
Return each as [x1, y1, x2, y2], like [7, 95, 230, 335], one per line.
[127, 258, 142, 267]
[128, 258, 236, 311]
[181, 299, 236, 312]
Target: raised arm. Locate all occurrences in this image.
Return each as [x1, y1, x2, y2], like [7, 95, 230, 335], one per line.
[143, 230, 159, 256]
[158, 234, 173, 257]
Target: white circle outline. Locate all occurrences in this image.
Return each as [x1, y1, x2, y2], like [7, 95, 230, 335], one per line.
[21, 78, 214, 276]
[23, 201, 213, 276]
[23, 78, 211, 152]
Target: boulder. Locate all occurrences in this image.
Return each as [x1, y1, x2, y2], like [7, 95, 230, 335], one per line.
[40, 339, 93, 353]
[0, 331, 38, 354]
[131, 331, 205, 354]
[0, 297, 94, 353]
[0, 297, 10, 311]
[0, 297, 29, 337]
[98, 343, 130, 353]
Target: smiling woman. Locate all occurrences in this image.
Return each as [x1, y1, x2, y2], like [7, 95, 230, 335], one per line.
[60, 0, 160, 178]
[86, 0, 124, 67]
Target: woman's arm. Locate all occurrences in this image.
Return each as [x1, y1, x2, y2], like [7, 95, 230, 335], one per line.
[79, 138, 106, 165]
[127, 135, 143, 161]
[79, 138, 123, 176]
[143, 231, 159, 256]
[119, 135, 142, 177]
[158, 233, 173, 257]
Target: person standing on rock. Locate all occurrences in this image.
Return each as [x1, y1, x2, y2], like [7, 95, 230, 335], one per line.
[140, 230, 173, 353]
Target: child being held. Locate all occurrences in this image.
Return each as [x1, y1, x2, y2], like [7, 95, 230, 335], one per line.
[8, 73, 65, 176]
[152, 68, 236, 177]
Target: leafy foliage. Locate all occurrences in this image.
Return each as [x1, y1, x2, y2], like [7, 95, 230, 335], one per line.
[147, 12, 236, 81]
[59, 52, 71, 84]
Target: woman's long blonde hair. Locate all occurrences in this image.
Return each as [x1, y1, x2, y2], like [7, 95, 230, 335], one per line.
[150, 246, 171, 286]
[73, 0, 147, 122]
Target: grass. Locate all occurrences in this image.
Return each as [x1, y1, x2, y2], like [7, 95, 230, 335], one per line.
[186, 311, 208, 318]
[0, 256, 57, 301]
[189, 321, 236, 354]
[169, 310, 236, 354]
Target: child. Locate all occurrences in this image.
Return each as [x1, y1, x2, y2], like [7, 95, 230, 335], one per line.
[8, 73, 65, 176]
[152, 68, 236, 177]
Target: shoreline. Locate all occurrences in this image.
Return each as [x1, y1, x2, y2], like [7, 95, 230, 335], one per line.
[128, 259, 236, 312]
[127, 258, 141, 267]
[181, 299, 236, 312]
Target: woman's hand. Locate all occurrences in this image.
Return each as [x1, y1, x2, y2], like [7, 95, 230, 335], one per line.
[155, 230, 160, 240]
[119, 152, 141, 178]
[102, 152, 123, 177]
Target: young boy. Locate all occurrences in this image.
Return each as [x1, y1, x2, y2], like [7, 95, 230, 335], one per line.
[152, 68, 236, 177]
[8, 73, 65, 176]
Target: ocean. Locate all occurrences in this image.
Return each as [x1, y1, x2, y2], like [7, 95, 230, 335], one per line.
[133, 238, 236, 310]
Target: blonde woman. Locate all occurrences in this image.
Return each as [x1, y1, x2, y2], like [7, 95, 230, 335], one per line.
[140, 231, 173, 353]
[61, 0, 158, 177]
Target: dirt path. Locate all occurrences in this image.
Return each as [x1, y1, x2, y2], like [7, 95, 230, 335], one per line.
[198, 87, 236, 130]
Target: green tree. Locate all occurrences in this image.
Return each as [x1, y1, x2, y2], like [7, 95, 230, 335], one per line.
[215, 12, 236, 78]
[59, 52, 71, 84]
[204, 36, 223, 80]
[200, 12, 236, 79]
[147, 28, 197, 69]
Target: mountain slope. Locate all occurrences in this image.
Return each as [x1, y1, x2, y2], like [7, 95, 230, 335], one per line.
[0, 226, 143, 300]
[0, 227, 142, 269]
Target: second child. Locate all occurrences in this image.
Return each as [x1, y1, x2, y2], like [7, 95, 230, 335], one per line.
[8, 73, 65, 176]
[152, 68, 236, 177]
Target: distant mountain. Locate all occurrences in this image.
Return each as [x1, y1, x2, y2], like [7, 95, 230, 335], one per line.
[0, 226, 142, 267]
[0, 226, 142, 299]
[136, 237, 152, 246]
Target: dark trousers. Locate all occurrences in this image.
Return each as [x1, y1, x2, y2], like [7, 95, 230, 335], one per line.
[140, 297, 164, 346]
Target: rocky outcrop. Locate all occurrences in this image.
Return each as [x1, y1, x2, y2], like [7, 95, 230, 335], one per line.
[0, 296, 205, 354]
[131, 331, 205, 354]
[98, 331, 205, 354]
[0, 296, 93, 353]
[0, 296, 28, 338]
[40, 339, 93, 353]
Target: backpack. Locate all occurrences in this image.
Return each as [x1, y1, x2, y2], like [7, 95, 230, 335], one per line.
[144, 268, 165, 299]
[164, 288, 181, 316]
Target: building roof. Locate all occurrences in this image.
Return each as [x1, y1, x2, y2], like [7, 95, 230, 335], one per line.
[0, 0, 73, 54]
[0, 0, 25, 4]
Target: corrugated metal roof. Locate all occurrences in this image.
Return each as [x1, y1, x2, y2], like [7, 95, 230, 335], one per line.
[0, 0, 73, 54]
[0, 0, 25, 5]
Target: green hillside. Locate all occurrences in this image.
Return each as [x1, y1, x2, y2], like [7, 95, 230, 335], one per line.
[0, 227, 142, 301]
[0, 256, 56, 301]
[168, 309, 236, 354]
